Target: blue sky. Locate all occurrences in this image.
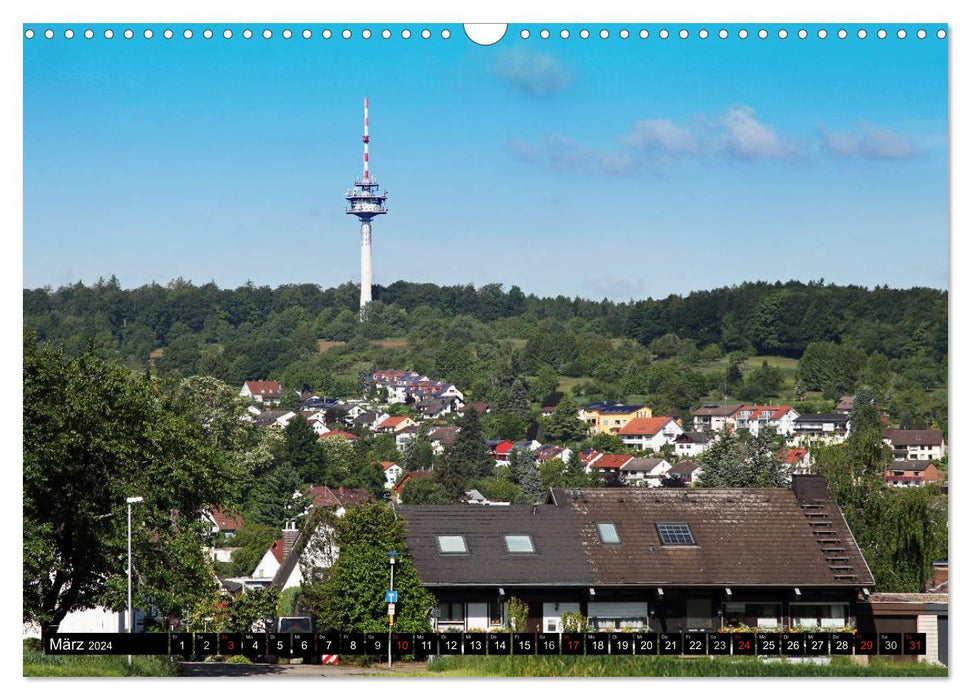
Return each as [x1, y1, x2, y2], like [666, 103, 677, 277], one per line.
[23, 23, 948, 300]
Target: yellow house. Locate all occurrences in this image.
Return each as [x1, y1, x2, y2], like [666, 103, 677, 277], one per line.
[580, 403, 653, 435]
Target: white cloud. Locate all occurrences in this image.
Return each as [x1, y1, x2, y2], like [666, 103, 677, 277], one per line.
[622, 119, 698, 155]
[819, 122, 917, 159]
[716, 105, 800, 159]
[493, 48, 572, 97]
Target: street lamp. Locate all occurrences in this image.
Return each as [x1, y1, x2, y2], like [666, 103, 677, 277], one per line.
[387, 550, 398, 668]
[126, 496, 143, 665]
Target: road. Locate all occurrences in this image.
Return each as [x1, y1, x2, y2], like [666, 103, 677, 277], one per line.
[178, 661, 428, 677]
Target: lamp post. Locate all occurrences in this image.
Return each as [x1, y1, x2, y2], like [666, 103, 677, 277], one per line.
[387, 550, 398, 668]
[126, 496, 143, 665]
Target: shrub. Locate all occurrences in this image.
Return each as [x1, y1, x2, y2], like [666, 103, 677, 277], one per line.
[225, 655, 251, 664]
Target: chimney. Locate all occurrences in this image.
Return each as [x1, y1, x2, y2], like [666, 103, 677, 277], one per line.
[931, 561, 948, 590]
[792, 474, 829, 502]
[282, 521, 299, 561]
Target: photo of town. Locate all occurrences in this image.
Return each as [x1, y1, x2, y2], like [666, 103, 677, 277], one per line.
[22, 22, 948, 679]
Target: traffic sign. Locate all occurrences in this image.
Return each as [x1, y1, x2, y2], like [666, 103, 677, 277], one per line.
[385, 590, 398, 603]
[388, 603, 396, 615]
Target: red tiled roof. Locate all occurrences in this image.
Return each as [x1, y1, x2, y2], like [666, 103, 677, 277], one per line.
[378, 415, 411, 429]
[592, 454, 634, 469]
[381, 461, 400, 471]
[784, 448, 808, 464]
[618, 416, 674, 436]
[269, 539, 285, 564]
[305, 485, 371, 509]
[244, 380, 282, 396]
[320, 430, 359, 441]
[739, 405, 792, 421]
[209, 506, 243, 531]
[494, 440, 515, 456]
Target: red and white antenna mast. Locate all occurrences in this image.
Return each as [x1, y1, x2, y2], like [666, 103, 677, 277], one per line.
[362, 97, 370, 182]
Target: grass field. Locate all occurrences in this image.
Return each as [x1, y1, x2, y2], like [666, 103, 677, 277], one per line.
[413, 655, 947, 677]
[700, 355, 800, 379]
[23, 651, 179, 677]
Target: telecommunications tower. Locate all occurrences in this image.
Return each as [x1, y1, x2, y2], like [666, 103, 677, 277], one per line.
[345, 97, 388, 312]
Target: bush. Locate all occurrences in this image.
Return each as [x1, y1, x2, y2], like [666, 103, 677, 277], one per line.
[225, 655, 252, 664]
[23, 637, 43, 652]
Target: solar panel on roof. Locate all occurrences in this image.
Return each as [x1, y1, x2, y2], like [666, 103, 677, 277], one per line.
[657, 523, 695, 545]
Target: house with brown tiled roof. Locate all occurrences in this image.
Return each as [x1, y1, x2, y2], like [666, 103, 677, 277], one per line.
[691, 403, 745, 432]
[883, 460, 944, 488]
[240, 380, 283, 404]
[393, 469, 436, 503]
[882, 429, 946, 461]
[673, 431, 716, 459]
[620, 457, 673, 487]
[398, 475, 874, 633]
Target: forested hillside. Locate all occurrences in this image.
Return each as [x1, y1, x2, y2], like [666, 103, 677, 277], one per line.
[23, 277, 948, 433]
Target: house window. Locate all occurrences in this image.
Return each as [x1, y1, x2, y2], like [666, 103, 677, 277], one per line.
[723, 602, 781, 629]
[504, 535, 536, 553]
[439, 602, 465, 624]
[596, 523, 621, 544]
[789, 603, 848, 630]
[437, 535, 468, 554]
[489, 599, 504, 627]
[656, 523, 696, 545]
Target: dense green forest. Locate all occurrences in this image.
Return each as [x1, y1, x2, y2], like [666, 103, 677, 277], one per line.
[23, 277, 948, 433]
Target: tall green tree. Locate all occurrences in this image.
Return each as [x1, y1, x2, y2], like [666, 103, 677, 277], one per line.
[24, 334, 239, 627]
[450, 408, 495, 480]
[698, 429, 788, 488]
[545, 394, 588, 443]
[309, 503, 435, 633]
[283, 415, 324, 483]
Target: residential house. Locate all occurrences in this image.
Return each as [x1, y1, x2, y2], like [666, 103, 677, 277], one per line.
[884, 460, 944, 488]
[375, 415, 418, 434]
[588, 454, 634, 476]
[251, 410, 297, 429]
[792, 413, 850, 442]
[783, 448, 813, 475]
[673, 431, 716, 459]
[492, 440, 516, 466]
[535, 445, 574, 465]
[882, 429, 946, 461]
[620, 457, 673, 487]
[691, 403, 744, 432]
[856, 592, 948, 665]
[578, 449, 604, 471]
[618, 416, 684, 452]
[319, 430, 359, 443]
[835, 395, 855, 414]
[382, 461, 404, 490]
[428, 426, 460, 454]
[416, 396, 461, 419]
[733, 405, 799, 436]
[353, 410, 390, 432]
[580, 403, 653, 435]
[398, 476, 874, 633]
[203, 507, 243, 538]
[667, 460, 702, 485]
[299, 409, 331, 436]
[395, 425, 420, 451]
[394, 470, 436, 503]
[239, 380, 283, 405]
[540, 406, 557, 418]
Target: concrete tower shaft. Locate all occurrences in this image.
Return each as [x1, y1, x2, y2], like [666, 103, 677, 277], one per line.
[345, 97, 388, 311]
